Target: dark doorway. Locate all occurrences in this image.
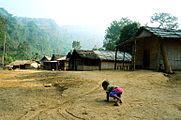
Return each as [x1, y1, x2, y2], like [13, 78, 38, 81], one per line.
[143, 49, 150, 68]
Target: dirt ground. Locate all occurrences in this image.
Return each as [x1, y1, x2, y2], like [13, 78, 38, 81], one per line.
[0, 69, 181, 120]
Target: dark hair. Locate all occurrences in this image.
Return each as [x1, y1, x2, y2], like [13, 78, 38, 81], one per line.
[102, 81, 109, 87]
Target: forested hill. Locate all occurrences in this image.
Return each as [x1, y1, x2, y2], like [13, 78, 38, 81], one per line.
[0, 8, 104, 64]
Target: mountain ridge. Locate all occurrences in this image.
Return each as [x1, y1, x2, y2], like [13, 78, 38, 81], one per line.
[0, 8, 104, 64]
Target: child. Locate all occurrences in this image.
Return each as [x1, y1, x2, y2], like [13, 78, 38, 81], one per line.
[102, 81, 123, 106]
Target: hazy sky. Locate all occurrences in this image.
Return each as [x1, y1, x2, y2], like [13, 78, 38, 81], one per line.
[0, 0, 181, 29]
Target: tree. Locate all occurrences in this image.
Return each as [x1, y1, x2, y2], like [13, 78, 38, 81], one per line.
[118, 22, 140, 53]
[103, 18, 132, 51]
[0, 16, 7, 67]
[0, 17, 6, 44]
[72, 41, 81, 50]
[16, 41, 30, 60]
[150, 12, 179, 29]
[32, 52, 40, 60]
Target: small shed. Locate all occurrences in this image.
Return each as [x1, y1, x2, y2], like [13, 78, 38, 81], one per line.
[43, 54, 65, 70]
[40, 56, 51, 62]
[8, 60, 40, 69]
[40, 56, 51, 69]
[57, 56, 69, 70]
[69, 50, 132, 71]
[119, 26, 181, 73]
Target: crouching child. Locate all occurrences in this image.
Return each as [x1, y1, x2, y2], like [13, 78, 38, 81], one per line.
[102, 81, 123, 106]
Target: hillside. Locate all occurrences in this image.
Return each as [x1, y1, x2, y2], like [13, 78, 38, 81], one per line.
[0, 8, 104, 64]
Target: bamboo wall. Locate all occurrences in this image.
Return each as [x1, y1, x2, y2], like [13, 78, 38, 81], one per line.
[75, 61, 131, 71]
[165, 39, 181, 70]
[135, 37, 181, 70]
[101, 61, 131, 70]
[135, 37, 160, 69]
[77, 65, 99, 70]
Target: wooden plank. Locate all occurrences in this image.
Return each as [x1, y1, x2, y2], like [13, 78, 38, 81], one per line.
[160, 40, 173, 74]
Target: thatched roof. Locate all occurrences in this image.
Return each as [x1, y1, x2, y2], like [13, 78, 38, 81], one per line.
[118, 26, 181, 47]
[51, 54, 65, 61]
[40, 56, 51, 61]
[57, 56, 67, 61]
[9, 60, 39, 66]
[73, 50, 132, 61]
[74, 50, 99, 60]
[9, 60, 28, 66]
[140, 26, 181, 38]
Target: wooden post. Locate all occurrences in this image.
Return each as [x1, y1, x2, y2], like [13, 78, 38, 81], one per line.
[114, 47, 118, 70]
[133, 38, 136, 71]
[123, 46, 125, 71]
[160, 40, 173, 74]
[2, 33, 6, 68]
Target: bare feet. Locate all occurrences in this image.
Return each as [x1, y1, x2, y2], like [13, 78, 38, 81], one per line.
[114, 101, 120, 106]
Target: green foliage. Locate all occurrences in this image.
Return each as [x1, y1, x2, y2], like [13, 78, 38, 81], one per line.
[4, 55, 14, 65]
[118, 22, 140, 53]
[103, 18, 132, 51]
[0, 8, 104, 65]
[32, 53, 40, 60]
[150, 12, 179, 29]
[72, 41, 81, 50]
[0, 8, 66, 63]
[104, 18, 140, 51]
[119, 22, 140, 43]
[15, 41, 30, 60]
[0, 16, 7, 47]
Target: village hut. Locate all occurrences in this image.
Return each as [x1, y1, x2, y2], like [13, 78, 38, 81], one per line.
[57, 56, 69, 70]
[40, 55, 51, 69]
[119, 26, 181, 73]
[69, 50, 132, 71]
[40, 56, 51, 62]
[7, 60, 40, 69]
[43, 54, 64, 70]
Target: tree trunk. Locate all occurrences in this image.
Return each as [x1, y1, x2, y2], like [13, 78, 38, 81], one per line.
[114, 48, 118, 70]
[160, 41, 173, 74]
[123, 48, 125, 71]
[133, 39, 136, 71]
[2, 33, 6, 68]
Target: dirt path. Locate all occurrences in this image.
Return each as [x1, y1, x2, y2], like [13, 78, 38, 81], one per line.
[0, 70, 181, 120]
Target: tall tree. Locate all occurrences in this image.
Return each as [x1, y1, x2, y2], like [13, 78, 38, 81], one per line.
[72, 41, 81, 50]
[119, 22, 140, 43]
[0, 16, 7, 67]
[118, 22, 140, 53]
[103, 18, 132, 51]
[16, 41, 30, 60]
[150, 12, 179, 29]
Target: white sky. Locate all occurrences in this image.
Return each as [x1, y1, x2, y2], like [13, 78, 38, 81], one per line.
[0, 0, 181, 29]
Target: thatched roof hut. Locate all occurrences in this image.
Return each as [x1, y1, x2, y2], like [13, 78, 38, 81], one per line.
[69, 49, 132, 70]
[42, 54, 65, 70]
[40, 56, 51, 62]
[9, 60, 29, 66]
[119, 26, 181, 73]
[51, 54, 64, 61]
[72, 50, 131, 61]
[8, 60, 40, 69]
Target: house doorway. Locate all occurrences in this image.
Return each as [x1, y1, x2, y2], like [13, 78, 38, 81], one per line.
[143, 49, 150, 68]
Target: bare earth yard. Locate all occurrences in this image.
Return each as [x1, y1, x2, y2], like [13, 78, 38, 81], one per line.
[0, 70, 181, 120]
